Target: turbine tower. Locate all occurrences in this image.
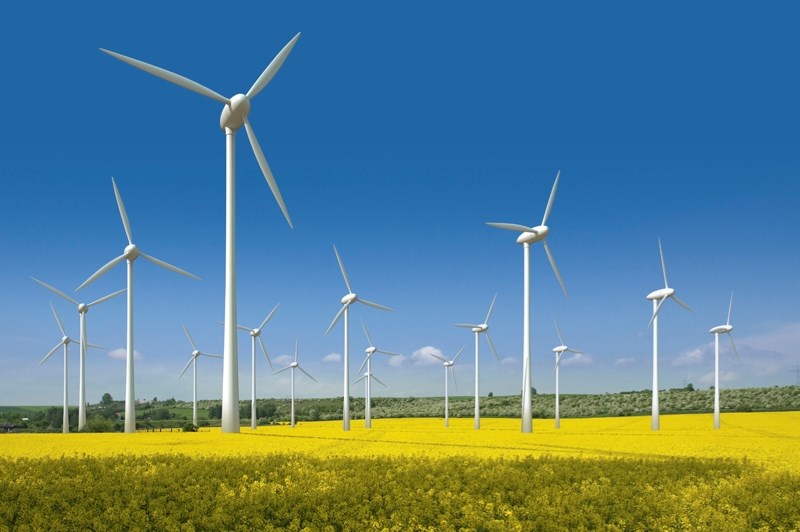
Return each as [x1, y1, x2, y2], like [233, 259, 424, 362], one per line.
[551, 319, 582, 429]
[31, 277, 124, 430]
[487, 170, 568, 433]
[325, 245, 392, 431]
[237, 304, 279, 430]
[454, 293, 500, 430]
[357, 320, 401, 428]
[646, 238, 692, 431]
[179, 324, 222, 427]
[709, 292, 739, 430]
[77, 177, 199, 433]
[100, 33, 299, 433]
[427, 346, 466, 427]
[353, 368, 388, 427]
[273, 338, 316, 428]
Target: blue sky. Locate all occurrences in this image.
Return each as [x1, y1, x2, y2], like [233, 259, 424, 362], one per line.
[2, 2, 799, 406]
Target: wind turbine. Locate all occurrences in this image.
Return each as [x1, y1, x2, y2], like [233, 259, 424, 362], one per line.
[237, 304, 279, 430]
[487, 170, 568, 433]
[353, 368, 388, 427]
[709, 292, 740, 430]
[427, 346, 466, 427]
[357, 320, 401, 428]
[273, 338, 316, 428]
[646, 238, 692, 431]
[179, 324, 222, 427]
[325, 245, 393, 431]
[100, 33, 300, 434]
[551, 319, 582, 429]
[31, 277, 125, 431]
[76, 177, 200, 433]
[454, 293, 500, 430]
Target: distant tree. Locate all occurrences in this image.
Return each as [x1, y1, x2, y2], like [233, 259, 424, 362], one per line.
[685, 383, 694, 392]
[488, 392, 494, 398]
[207, 404, 222, 419]
[101, 393, 113, 405]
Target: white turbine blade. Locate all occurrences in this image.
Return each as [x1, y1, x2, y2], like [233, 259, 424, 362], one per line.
[257, 303, 281, 332]
[727, 292, 734, 326]
[357, 355, 371, 375]
[236, 324, 252, 332]
[243, 116, 293, 229]
[111, 177, 134, 245]
[333, 245, 353, 293]
[553, 319, 565, 347]
[100, 48, 230, 105]
[453, 323, 480, 329]
[273, 366, 291, 376]
[552, 351, 563, 375]
[325, 305, 347, 336]
[452, 345, 466, 363]
[371, 374, 388, 388]
[485, 293, 498, 324]
[428, 352, 448, 363]
[140, 253, 201, 281]
[361, 319, 375, 348]
[50, 303, 66, 337]
[486, 222, 535, 233]
[294, 337, 299, 362]
[352, 374, 366, 385]
[672, 294, 693, 312]
[31, 277, 78, 305]
[358, 298, 393, 312]
[181, 324, 198, 351]
[647, 297, 668, 328]
[179, 357, 194, 379]
[542, 240, 568, 297]
[449, 366, 458, 390]
[658, 238, 669, 288]
[85, 343, 107, 350]
[484, 332, 501, 363]
[198, 351, 222, 358]
[727, 333, 741, 362]
[297, 365, 317, 382]
[39, 342, 63, 366]
[376, 349, 403, 357]
[87, 288, 126, 308]
[541, 170, 561, 226]
[76, 254, 126, 291]
[259, 336, 273, 369]
[567, 347, 584, 354]
[246, 32, 301, 100]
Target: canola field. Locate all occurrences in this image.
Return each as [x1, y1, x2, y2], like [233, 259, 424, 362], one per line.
[1, 412, 798, 530]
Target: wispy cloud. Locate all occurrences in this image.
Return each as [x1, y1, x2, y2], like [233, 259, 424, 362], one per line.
[673, 344, 710, 367]
[273, 354, 293, 367]
[409, 346, 444, 367]
[615, 357, 635, 365]
[562, 352, 592, 366]
[501, 356, 517, 366]
[109, 348, 142, 361]
[388, 355, 407, 368]
[322, 353, 341, 363]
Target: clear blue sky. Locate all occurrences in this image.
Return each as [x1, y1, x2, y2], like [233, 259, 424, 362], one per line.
[2, 2, 799, 406]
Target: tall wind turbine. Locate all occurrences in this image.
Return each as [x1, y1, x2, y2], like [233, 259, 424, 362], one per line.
[646, 238, 692, 431]
[454, 293, 500, 430]
[77, 177, 199, 433]
[357, 320, 401, 428]
[273, 338, 316, 428]
[100, 33, 300, 433]
[325, 245, 393, 431]
[353, 368, 388, 427]
[551, 319, 582, 429]
[237, 304, 279, 430]
[427, 346, 466, 427]
[31, 277, 125, 430]
[487, 170, 568, 433]
[179, 324, 222, 427]
[709, 292, 739, 430]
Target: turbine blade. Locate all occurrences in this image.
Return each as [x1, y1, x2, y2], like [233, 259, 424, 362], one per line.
[728, 333, 741, 362]
[259, 336, 273, 369]
[333, 245, 353, 293]
[50, 303, 66, 337]
[85, 343, 107, 350]
[485, 293, 497, 324]
[297, 365, 317, 382]
[87, 288, 126, 307]
[243, 116, 293, 228]
[294, 337, 299, 363]
[361, 319, 374, 348]
[541, 170, 561, 226]
[358, 298, 393, 312]
[553, 318, 565, 347]
[428, 352, 448, 363]
[236, 324, 252, 332]
[76, 254, 126, 291]
[484, 332, 501, 363]
[567, 348, 584, 354]
[453, 323, 480, 329]
[648, 297, 667, 328]
[672, 294, 693, 312]
[100, 48, 229, 105]
[376, 349, 403, 357]
[325, 305, 346, 336]
[357, 355, 370, 375]
[39, 342, 62, 366]
[658, 238, 669, 288]
[449, 366, 458, 390]
[727, 292, 734, 326]
[273, 366, 291, 375]
[543, 240, 568, 297]
[181, 324, 198, 350]
[111, 177, 134, 245]
[452, 346, 466, 363]
[178, 357, 194, 379]
[371, 374, 388, 388]
[553, 351, 563, 375]
[258, 303, 281, 332]
[246, 32, 301, 100]
[352, 374, 366, 385]
[140, 253, 201, 281]
[486, 222, 535, 233]
[31, 277, 78, 305]
[198, 351, 222, 358]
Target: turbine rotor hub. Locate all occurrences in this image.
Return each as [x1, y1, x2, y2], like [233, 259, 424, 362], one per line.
[552, 345, 568, 353]
[124, 244, 140, 261]
[192, 350, 200, 358]
[473, 324, 488, 333]
[366, 347, 377, 355]
[219, 93, 250, 131]
[516, 225, 548, 245]
[77, 303, 88, 314]
[250, 329, 259, 338]
[63, 336, 71, 344]
[341, 293, 357, 305]
[709, 324, 733, 334]
[646, 287, 675, 300]
[290, 362, 298, 368]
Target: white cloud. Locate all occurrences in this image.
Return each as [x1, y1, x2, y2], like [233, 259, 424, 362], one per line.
[673, 344, 710, 367]
[697, 370, 739, 386]
[615, 357, 635, 365]
[322, 353, 341, 363]
[108, 348, 142, 361]
[561, 352, 592, 367]
[388, 355, 407, 368]
[410, 346, 445, 367]
[273, 354, 293, 366]
[501, 356, 517, 366]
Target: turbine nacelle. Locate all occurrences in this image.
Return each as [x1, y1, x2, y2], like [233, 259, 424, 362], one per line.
[192, 349, 200, 358]
[219, 93, 251, 131]
[62, 336, 72, 345]
[709, 324, 733, 334]
[290, 361, 299, 369]
[472, 324, 488, 333]
[124, 243, 140, 261]
[646, 287, 675, 301]
[249, 329, 260, 338]
[516, 225, 549, 245]
[552, 345, 568, 354]
[366, 346, 377, 355]
[341, 293, 357, 305]
[77, 303, 89, 314]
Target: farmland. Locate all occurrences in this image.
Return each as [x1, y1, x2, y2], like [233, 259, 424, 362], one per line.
[1, 412, 798, 529]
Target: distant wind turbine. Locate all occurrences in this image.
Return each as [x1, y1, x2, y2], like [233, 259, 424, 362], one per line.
[487, 170, 568, 433]
[273, 338, 316, 428]
[353, 369, 388, 427]
[427, 346, 466, 427]
[31, 277, 124, 430]
[646, 238, 692, 431]
[100, 33, 300, 433]
[325, 245, 392, 431]
[76, 177, 199, 433]
[237, 304, 279, 430]
[551, 319, 582, 429]
[357, 320, 401, 428]
[709, 292, 740, 430]
[454, 293, 500, 430]
[179, 324, 222, 427]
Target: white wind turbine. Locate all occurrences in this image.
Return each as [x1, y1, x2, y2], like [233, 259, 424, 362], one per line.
[646, 238, 692, 431]
[487, 170, 568, 433]
[179, 324, 222, 427]
[100, 33, 300, 434]
[427, 346, 466, 428]
[454, 293, 500, 430]
[77, 177, 200, 433]
[709, 292, 740, 430]
[325, 245, 393, 431]
[237, 304, 279, 430]
[273, 338, 316, 428]
[353, 368, 388, 428]
[551, 319, 583, 429]
[31, 277, 125, 431]
[357, 320, 401, 428]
